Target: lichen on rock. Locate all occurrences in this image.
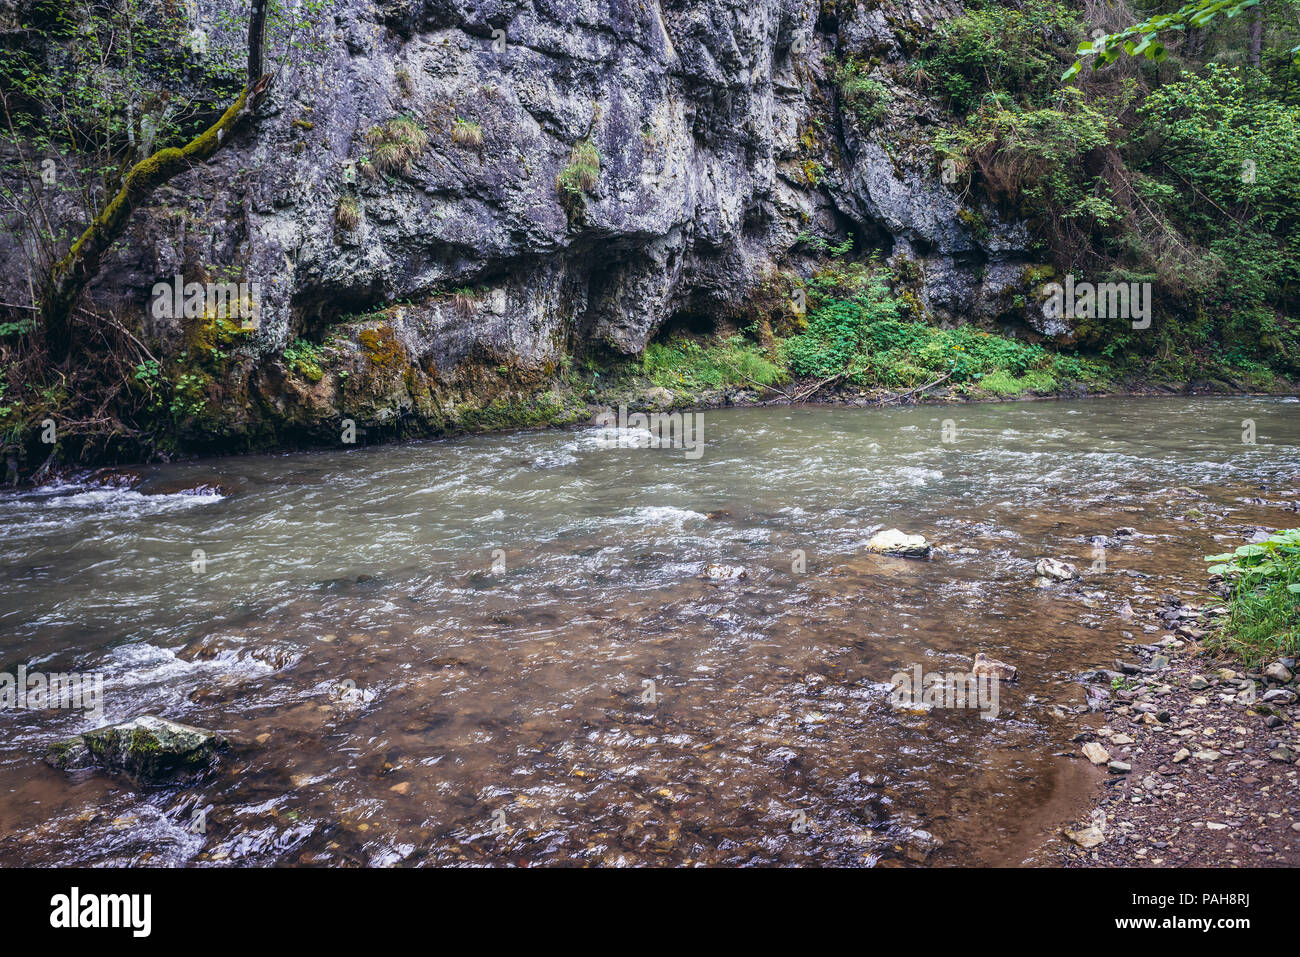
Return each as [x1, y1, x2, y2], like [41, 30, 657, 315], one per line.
[45, 715, 229, 788]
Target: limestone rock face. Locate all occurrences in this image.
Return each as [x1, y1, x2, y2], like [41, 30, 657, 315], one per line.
[45, 715, 229, 787]
[0, 0, 1057, 438]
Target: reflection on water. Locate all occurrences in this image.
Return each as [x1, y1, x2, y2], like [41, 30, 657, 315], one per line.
[1, 396, 1298, 865]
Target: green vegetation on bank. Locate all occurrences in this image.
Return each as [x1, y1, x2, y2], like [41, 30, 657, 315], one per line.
[913, 0, 1300, 378]
[640, 256, 1109, 400]
[1204, 530, 1300, 664]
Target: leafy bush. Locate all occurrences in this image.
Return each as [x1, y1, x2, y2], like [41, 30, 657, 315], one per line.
[1136, 66, 1300, 371]
[1205, 529, 1300, 664]
[284, 339, 325, 382]
[916, 0, 1085, 111]
[781, 264, 1105, 389]
[833, 59, 892, 128]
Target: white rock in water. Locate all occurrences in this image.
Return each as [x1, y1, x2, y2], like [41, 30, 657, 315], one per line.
[866, 528, 931, 558]
[702, 563, 747, 581]
[1034, 557, 1078, 581]
[972, 653, 1017, 681]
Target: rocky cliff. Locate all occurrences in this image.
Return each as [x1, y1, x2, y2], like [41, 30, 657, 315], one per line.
[2, 0, 1053, 449]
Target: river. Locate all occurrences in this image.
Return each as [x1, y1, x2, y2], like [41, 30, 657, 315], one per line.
[1, 395, 1297, 865]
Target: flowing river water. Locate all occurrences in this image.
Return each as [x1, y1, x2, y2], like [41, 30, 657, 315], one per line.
[1, 395, 1298, 866]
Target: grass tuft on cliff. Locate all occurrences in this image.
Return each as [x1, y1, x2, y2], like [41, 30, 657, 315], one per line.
[364, 117, 428, 176]
[556, 138, 600, 219]
[451, 118, 484, 149]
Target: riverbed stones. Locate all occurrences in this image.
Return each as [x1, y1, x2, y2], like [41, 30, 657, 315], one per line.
[898, 827, 943, 862]
[971, 653, 1018, 682]
[866, 529, 931, 558]
[701, 564, 748, 581]
[1034, 558, 1078, 581]
[1263, 661, 1295, 684]
[45, 715, 228, 787]
[1064, 824, 1106, 848]
[1082, 742, 1111, 765]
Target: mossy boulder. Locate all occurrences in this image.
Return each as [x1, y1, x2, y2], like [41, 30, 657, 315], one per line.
[45, 715, 229, 787]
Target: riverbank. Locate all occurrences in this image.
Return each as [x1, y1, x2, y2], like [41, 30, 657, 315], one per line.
[1046, 493, 1300, 867]
[5, 271, 1299, 486]
[23, 363, 1300, 491]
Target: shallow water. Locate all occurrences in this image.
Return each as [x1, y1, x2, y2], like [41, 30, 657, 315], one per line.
[1, 395, 1298, 866]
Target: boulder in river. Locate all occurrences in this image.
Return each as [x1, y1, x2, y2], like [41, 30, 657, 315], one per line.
[866, 529, 931, 558]
[45, 715, 229, 787]
[971, 653, 1018, 682]
[1034, 557, 1078, 581]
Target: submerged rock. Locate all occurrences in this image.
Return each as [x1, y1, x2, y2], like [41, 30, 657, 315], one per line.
[866, 529, 931, 558]
[1034, 558, 1078, 581]
[971, 653, 1018, 682]
[701, 563, 748, 581]
[45, 715, 229, 787]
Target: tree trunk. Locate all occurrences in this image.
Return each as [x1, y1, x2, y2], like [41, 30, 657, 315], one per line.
[39, 2, 271, 361]
[1249, 2, 1264, 67]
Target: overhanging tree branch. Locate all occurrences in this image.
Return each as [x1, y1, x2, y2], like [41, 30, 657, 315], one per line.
[39, 2, 273, 361]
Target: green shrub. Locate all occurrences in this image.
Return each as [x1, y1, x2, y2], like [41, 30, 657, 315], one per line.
[833, 59, 892, 128]
[781, 263, 1106, 389]
[284, 339, 325, 382]
[915, 0, 1085, 111]
[643, 336, 786, 392]
[1204, 530, 1300, 665]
